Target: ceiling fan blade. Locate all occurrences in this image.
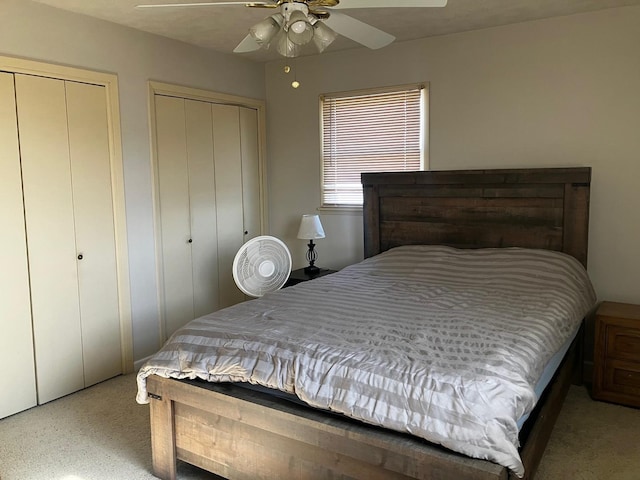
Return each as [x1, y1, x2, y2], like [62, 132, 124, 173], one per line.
[330, 0, 447, 8]
[233, 34, 261, 52]
[135, 2, 274, 8]
[322, 11, 394, 50]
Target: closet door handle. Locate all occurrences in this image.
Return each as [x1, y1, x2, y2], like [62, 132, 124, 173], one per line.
[188, 239, 193, 243]
[77, 254, 84, 260]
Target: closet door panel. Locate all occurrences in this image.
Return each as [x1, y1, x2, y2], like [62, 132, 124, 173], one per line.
[185, 100, 219, 318]
[212, 104, 245, 308]
[15, 74, 84, 404]
[0, 73, 37, 418]
[66, 81, 122, 386]
[239, 107, 261, 242]
[155, 95, 195, 337]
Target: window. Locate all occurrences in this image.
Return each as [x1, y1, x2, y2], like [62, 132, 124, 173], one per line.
[320, 84, 427, 207]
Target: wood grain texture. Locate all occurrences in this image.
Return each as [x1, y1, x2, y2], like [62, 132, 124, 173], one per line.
[592, 302, 640, 408]
[146, 331, 581, 480]
[362, 167, 591, 267]
[148, 376, 177, 480]
[148, 376, 508, 480]
[147, 167, 591, 480]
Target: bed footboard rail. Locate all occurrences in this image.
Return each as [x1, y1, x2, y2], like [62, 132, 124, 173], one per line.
[146, 375, 509, 480]
[145, 327, 582, 480]
[148, 378, 178, 480]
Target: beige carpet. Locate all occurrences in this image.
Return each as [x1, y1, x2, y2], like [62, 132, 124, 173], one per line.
[0, 374, 638, 480]
[536, 385, 640, 480]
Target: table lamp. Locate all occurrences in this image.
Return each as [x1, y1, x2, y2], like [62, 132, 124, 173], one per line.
[297, 214, 325, 274]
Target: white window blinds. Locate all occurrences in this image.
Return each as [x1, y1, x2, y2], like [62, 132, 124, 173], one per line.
[321, 84, 425, 207]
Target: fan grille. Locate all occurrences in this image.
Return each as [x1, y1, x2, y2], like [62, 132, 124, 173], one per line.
[233, 236, 292, 297]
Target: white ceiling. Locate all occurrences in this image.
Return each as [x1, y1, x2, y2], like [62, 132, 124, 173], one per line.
[31, 0, 640, 62]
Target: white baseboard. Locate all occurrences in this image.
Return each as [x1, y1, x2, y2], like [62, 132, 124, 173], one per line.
[133, 355, 152, 371]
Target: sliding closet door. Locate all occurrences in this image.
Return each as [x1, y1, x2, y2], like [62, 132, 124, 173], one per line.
[0, 73, 37, 418]
[15, 74, 122, 403]
[212, 104, 245, 309]
[240, 106, 262, 242]
[66, 81, 122, 387]
[15, 74, 84, 404]
[155, 91, 263, 338]
[185, 99, 220, 319]
[155, 95, 196, 336]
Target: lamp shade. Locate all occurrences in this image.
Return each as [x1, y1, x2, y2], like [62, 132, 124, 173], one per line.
[297, 214, 325, 240]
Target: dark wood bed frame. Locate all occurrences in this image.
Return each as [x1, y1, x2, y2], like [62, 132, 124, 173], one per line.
[147, 167, 591, 480]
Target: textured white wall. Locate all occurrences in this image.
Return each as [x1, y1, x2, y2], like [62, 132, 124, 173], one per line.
[3, 1, 639, 366]
[0, 0, 265, 361]
[265, 6, 640, 305]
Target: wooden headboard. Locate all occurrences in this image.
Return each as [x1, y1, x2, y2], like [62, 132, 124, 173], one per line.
[362, 167, 591, 267]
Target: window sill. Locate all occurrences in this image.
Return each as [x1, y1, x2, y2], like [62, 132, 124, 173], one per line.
[317, 206, 363, 215]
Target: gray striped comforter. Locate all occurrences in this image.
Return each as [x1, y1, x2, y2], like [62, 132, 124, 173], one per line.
[136, 245, 596, 477]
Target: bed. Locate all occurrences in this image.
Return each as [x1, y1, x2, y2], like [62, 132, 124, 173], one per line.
[138, 167, 595, 480]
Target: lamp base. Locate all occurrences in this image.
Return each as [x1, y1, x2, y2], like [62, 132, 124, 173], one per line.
[303, 265, 320, 275]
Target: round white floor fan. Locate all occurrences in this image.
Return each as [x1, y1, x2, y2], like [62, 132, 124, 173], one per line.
[232, 235, 292, 297]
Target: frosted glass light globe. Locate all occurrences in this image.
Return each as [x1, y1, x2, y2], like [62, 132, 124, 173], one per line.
[290, 20, 306, 34]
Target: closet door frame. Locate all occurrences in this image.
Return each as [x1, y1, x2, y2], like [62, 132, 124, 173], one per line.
[148, 81, 267, 343]
[0, 55, 134, 373]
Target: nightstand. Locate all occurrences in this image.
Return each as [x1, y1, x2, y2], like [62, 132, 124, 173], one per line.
[284, 268, 337, 288]
[592, 301, 640, 408]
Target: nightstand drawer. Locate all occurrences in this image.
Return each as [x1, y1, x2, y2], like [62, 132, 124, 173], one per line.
[593, 301, 640, 408]
[604, 323, 640, 362]
[602, 358, 640, 396]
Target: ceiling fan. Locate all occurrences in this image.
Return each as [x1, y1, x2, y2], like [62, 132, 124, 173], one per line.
[136, 0, 448, 58]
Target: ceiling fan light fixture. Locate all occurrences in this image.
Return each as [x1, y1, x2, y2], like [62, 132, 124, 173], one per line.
[289, 10, 309, 35]
[312, 20, 337, 53]
[249, 13, 283, 47]
[141, 0, 450, 58]
[274, 28, 301, 58]
[287, 10, 314, 46]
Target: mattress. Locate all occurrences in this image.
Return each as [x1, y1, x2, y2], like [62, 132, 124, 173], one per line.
[233, 319, 580, 432]
[137, 245, 596, 477]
